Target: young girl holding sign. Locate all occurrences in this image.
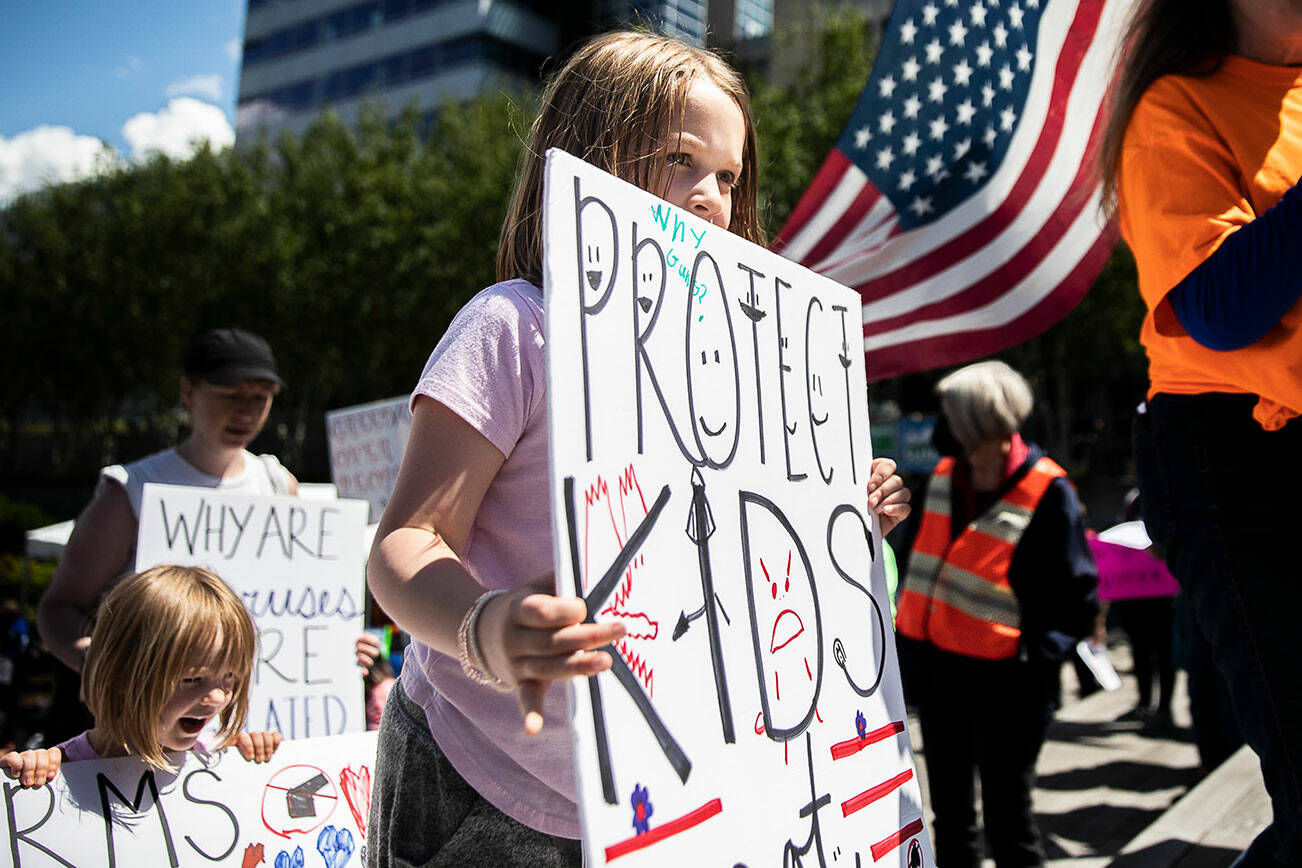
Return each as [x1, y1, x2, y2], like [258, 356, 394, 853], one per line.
[2, 565, 282, 787]
[366, 30, 911, 866]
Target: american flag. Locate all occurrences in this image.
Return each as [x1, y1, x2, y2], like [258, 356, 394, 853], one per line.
[773, 0, 1130, 380]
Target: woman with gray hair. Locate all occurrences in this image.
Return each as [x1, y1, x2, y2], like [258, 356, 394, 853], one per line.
[895, 360, 1099, 868]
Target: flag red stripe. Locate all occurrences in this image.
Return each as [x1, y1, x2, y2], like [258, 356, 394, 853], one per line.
[862, 97, 1108, 337]
[771, 150, 853, 254]
[852, 0, 1107, 302]
[800, 180, 885, 266]
[865, 224, 1117, 380]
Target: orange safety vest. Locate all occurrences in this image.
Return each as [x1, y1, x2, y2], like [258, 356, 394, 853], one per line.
[896, 455, 1066, 660]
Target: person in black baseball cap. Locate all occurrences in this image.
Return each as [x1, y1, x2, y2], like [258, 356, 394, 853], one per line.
[183, 327, 286, 389]
[37, 327, 382, 745]
[37, 327, 297, 686]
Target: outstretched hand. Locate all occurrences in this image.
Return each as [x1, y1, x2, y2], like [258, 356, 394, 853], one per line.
[476, 574, 626, 736]
[1, 747, 62, 788]
[867, 457, 912, 537]
[236, 730, 284, 763]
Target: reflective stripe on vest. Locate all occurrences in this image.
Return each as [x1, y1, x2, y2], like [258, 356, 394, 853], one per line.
[896, 455, 1066, 660]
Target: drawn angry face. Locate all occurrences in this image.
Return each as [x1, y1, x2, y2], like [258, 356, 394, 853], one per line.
[740, 495, 822, 741]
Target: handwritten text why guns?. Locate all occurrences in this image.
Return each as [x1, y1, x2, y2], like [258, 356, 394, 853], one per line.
[571, 178, 862, 485]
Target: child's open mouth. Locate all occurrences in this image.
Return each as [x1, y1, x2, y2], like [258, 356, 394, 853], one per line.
[178, 716, 207, 734]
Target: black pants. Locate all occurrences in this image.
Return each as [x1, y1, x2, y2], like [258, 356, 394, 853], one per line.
[366, 679, 582, 868]
[912, 646, 1056, 868]
[1113, 596, 1175, 713]
[1136, 393, 1302, 866]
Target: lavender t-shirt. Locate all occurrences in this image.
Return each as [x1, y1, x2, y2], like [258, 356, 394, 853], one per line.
[402, 279, 579, 837]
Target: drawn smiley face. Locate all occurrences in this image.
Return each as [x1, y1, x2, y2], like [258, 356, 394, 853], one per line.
[685, 266, 739, 467]
[577, 196, 618, 308]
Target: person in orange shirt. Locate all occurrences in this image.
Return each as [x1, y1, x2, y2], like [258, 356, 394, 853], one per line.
[1101, 1, 1302, 864]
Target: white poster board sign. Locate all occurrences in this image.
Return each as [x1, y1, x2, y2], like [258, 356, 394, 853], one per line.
[542, 148, 932, 867]
[2, 731, 377, 867]
[137, 484, 369, 738]
[325, 395, 411, 522]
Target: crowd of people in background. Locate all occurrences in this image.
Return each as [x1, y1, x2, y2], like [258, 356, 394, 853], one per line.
[4, 1, 1302, 864]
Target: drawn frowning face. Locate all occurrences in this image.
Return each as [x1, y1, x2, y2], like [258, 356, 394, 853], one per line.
[740, 495, 822, 740]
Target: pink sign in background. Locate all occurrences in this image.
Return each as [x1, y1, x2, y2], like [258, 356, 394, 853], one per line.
[1088, 537, 1180, 601]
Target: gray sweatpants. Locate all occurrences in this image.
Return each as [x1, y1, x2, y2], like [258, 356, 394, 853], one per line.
[366, 678, 583, 868]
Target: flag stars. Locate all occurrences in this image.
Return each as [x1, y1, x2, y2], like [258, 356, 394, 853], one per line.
[999, 63, 1016, 89]
[876, 147, 896, 170]
[854, 125, 873, 149]
[925, 38, 945, 63]
[953, 59, 974, 86]
[879, 110, 898, 134]
[983, 124, 998, 147]
[970, 3, 988, 26]
[902, 56, 922, 81]
[948, 19, 969, 45]
[902, 131, 922, 155]
[928, 76, 949, 102]
[964, 160, 989, 183]
[922, 3, 940, 25]
[993, 22, 1009, 47]
[903, 94, 923, 118]
[929, 115, 950, 140]
[1016, 44, 1034, 71]
[909, 196, 935, 218]
[954, 137, 972, 159]
[879, 75, 898, 98]
[975, 41, 994, 66]
[981, 82, 996, 106]
[900, 18, 918, 44]
[956, 98, 977, 124]
[898, 169, 917, 191]
[925, 154, 946, 177]
[1000, 106, 1018, 130]
[1008, 3, 1025, 27]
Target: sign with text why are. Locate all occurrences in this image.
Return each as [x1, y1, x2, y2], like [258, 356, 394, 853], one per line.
[2, 731, 377, 868]
[542, 149, 932, 867]
[137, 485, 369, 739]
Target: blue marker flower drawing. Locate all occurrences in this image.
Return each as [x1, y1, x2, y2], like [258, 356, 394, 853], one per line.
[856, 710, 868, 740]
[631, 784, 654, 835]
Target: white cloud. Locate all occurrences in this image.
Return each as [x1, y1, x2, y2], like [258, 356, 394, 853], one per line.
[122, 97, 235, 159]
[0, 126, 117, 203]
[226, 38, 243, 62]
[165, 74, 224, 102]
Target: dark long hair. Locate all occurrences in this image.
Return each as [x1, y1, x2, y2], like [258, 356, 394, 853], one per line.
[1098, 0, 1237, 214]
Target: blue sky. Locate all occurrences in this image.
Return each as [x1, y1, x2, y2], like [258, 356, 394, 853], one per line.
[0, 0, 246, 199]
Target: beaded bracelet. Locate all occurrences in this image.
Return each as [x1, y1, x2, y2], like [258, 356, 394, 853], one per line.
[457, 588, 512, 691]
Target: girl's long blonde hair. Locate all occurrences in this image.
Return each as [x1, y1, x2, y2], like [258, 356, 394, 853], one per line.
[82, 564, 257, 771]
[1098, 0, 1236, 214]
[498, 29, 764, 285]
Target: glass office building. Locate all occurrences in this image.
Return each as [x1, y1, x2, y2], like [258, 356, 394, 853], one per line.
[235, 0, 777, 142]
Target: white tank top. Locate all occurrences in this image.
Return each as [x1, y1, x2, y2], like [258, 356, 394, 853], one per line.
[99, 447, 292, 519]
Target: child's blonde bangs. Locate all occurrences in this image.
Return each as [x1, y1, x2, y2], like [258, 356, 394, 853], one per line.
[82, 565, 257, 771]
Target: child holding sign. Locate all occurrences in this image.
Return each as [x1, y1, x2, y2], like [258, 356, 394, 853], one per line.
[2, 565, 282, 788]
[366, 30, 911, 866]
